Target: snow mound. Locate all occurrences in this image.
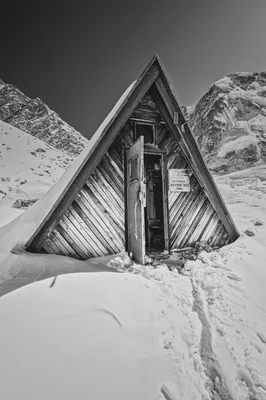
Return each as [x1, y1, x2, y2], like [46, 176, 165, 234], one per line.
[0, 273, 163, 400]
[0, 269, 209, 400]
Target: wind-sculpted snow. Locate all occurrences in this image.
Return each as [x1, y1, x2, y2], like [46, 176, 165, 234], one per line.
[0, 79, 88, 156]
[188, 72, 266, 173]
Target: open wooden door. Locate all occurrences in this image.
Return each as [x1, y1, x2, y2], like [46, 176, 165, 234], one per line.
[126, 136, 145, 264]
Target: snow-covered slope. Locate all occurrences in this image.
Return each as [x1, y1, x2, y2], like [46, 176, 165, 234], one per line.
[0, 120, 72, 227]
[0, 79, 88, 156]
[188, 72, 266, 173]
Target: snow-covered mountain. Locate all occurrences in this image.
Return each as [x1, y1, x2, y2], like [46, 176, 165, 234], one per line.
[0, 79, 88, 156]
[187, 72, 266, 173]
[2, 72, 266, 175]
[0, 120, 73, 227]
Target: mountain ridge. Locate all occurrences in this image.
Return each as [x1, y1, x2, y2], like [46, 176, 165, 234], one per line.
[0, 79, 88, 157]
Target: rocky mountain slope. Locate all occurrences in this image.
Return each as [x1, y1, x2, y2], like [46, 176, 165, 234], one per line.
[187, 72, 266, 173]
[0, 79, 88, 157]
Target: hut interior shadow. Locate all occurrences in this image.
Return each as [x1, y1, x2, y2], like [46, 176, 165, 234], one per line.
[144, 153, 165, 254]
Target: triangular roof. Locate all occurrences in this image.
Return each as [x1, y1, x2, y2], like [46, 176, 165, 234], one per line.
[0, 55, 239, 254]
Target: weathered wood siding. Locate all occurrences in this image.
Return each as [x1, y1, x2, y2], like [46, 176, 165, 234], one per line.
[41, 93, 230, 259]
[42, 142, 126, 258]
[157, 124, 230, 248]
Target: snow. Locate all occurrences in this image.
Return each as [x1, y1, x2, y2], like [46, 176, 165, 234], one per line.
[186, 105, 196, 116]
[0, 120, 71, 227]
[228, 84, 266, 110]
[248, 113, 266, 129]
[243, 91, 266, 108]
[215, 75, 232, 89]
[0, 251, 214, 400]
[0, 273, 167, 400]
[0, 253, 212, 400]
[183, 238, 266, 399]
[0, 126, 266, 397]
[0, 120, 70, 191]
[218, 135, 258, 158]
[214, 114, 227, 123]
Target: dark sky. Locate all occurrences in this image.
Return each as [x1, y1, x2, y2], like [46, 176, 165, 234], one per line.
[2, 0, 266, 138]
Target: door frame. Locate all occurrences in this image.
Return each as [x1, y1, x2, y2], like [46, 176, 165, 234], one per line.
[144, 147, 170, 251]
[124, 145, 169, 253]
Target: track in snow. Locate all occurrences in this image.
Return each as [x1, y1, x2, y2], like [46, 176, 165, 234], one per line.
[191, 280, 234, 400]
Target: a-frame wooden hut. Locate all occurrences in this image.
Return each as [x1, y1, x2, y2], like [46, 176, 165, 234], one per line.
[12, 55, 238, 264]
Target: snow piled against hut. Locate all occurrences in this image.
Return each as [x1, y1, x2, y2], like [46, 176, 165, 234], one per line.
[0, 165, 265, 399]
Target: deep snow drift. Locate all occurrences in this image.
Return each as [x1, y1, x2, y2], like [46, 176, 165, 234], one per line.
[0, 273, 168, 400]
[0, 165, 265, 400]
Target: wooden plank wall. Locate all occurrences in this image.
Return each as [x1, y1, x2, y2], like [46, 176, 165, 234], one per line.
[41, 141, 127, 259]
[41, 93, 230, 259]
[157, 125, 230, 248]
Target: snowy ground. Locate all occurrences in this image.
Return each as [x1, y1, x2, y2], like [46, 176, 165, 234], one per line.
[0, 164, 265, 399]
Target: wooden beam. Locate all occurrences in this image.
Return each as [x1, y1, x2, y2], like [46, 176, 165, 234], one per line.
[27, 64, 160, 252]
[123, 148, 128, 252]
[161, 153, 170, 250]
[173, 111, 179, 125]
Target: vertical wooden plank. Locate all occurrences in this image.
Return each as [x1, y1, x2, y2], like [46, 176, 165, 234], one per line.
[42, 237, 62, 255]
[69, 204, 106, 256]
[173, 111, 179, 125]
[124, 148, 128, 252]
[200, 213, 219, 243]
[56, 222, 89, 259]
[84, 183, 124, 230]
[210, 222, 223, 246]
[182, 199, 209, 246]
[161, 153, 170, 250]
[71, 201, 111, 256]
[187, 202, 214, 245]
[79, 189, 124, 249]
[52, 229, 82, 259]
[75, 195, 117, 254]
[177, 193, 207, 248]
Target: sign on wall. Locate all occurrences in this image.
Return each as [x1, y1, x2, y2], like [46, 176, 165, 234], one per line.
[168, 169, 190, 192]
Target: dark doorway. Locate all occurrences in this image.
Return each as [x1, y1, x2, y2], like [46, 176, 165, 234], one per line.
[144, 154, 165, 253]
